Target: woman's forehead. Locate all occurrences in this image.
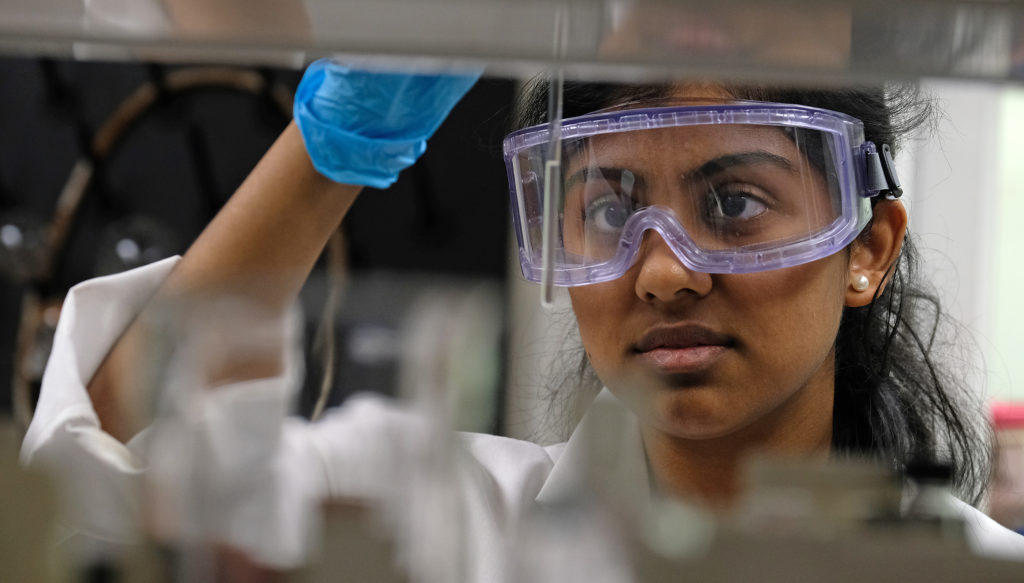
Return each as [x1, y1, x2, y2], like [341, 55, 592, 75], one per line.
[597, 82, 737, 112]
[566, 124, 801, 170]
[665, 82, 736, 102]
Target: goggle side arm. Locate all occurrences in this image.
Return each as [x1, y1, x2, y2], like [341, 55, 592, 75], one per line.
[864, 142, 904, 199]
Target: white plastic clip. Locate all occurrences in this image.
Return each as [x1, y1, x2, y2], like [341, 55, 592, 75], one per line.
[541, 4, 569, 309]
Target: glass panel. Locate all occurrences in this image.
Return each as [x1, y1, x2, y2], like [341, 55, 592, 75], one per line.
[0, 0, 1022, 83]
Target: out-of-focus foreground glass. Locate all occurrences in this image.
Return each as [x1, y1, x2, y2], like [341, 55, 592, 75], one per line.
[4, 1, 1024, 581]
[0, 0, 1022, 84]
[10, 232, 1024, 583]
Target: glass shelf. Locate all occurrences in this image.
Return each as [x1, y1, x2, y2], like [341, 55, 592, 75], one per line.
[1, 0, 1022, 83]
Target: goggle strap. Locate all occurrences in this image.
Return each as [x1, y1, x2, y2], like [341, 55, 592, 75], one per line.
[865, 142, 904, 199]
[880, 144, 904, 199]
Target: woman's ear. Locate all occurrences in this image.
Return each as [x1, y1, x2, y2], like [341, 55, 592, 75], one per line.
[846, 199, 908, 307]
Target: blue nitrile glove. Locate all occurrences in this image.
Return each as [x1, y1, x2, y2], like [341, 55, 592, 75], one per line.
[293, 58, 481, 189]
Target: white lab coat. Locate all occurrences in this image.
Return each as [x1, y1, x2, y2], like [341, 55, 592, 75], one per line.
[20, 257, 1024, 579]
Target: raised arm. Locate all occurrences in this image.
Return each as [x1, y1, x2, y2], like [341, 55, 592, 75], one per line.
[87, 123, 357, 441]
[86, 60, 479, 442]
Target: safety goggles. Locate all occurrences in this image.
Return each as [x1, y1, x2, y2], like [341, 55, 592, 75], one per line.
[503, 101, 902, 287]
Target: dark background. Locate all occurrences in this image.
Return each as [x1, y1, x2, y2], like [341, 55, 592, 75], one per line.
[0, 56, 517, 424]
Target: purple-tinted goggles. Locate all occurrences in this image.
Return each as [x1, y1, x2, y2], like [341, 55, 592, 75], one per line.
[503, 101, 901, 287]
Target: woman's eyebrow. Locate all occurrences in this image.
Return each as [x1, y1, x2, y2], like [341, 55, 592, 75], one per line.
[686, 151, 798, 181]
[565, 151, 796, 191]
[563, 166, 629, 191]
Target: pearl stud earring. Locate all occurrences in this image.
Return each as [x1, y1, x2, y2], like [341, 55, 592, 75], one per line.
[852, 274, 870, 292]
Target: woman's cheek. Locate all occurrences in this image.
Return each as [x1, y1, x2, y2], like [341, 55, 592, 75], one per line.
[570, 285, 632, 378]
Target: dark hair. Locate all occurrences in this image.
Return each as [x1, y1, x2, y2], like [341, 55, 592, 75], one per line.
[514, 78, 991, 505]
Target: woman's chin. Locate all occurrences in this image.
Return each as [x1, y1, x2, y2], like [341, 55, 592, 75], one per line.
[616, 383, 749, 440]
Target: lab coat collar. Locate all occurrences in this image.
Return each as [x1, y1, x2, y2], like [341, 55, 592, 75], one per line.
[534, 388, 652, 512]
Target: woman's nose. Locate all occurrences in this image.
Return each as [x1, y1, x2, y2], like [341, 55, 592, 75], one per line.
[633, 232, 713, 303]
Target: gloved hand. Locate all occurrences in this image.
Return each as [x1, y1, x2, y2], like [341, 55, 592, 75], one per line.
[293, 58, 481, 189]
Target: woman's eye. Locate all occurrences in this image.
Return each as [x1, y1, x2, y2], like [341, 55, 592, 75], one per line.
[707, 186, 769, 221]
[584, 193, 633, 233]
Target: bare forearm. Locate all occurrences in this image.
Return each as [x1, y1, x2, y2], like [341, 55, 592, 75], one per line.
[164, 122, 359, 304]
[88, 122, 360, 441]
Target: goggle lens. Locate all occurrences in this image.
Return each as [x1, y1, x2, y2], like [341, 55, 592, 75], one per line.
[505, 103, 874, 285]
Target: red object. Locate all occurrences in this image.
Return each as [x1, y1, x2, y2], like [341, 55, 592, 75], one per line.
[991, 402, 1024, 429]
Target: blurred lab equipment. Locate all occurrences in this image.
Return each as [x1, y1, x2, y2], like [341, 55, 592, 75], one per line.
[132, 272, 503, 582]
[991, 403, 1024, 534]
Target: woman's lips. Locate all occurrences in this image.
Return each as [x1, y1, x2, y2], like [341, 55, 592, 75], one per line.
[634, 324, 732, 373]
[639, 345, 728, 372]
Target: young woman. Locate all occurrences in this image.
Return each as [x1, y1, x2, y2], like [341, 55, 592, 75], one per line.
[509, 80, 990, 505]
[21, 60, 1024, 576]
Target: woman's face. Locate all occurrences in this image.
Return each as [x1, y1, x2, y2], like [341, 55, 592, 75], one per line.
[567, 89, 850, 444]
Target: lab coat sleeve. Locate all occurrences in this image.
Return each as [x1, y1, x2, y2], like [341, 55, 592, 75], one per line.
[17, 255, 565, 575]
[954, 497, 1024, 559]
[21, 257, 179, 463]
[20, 257, 180, 544]
[18, 256, 318, 567]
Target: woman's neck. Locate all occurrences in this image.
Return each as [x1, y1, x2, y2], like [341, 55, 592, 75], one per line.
[640, 384, 834, 509]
